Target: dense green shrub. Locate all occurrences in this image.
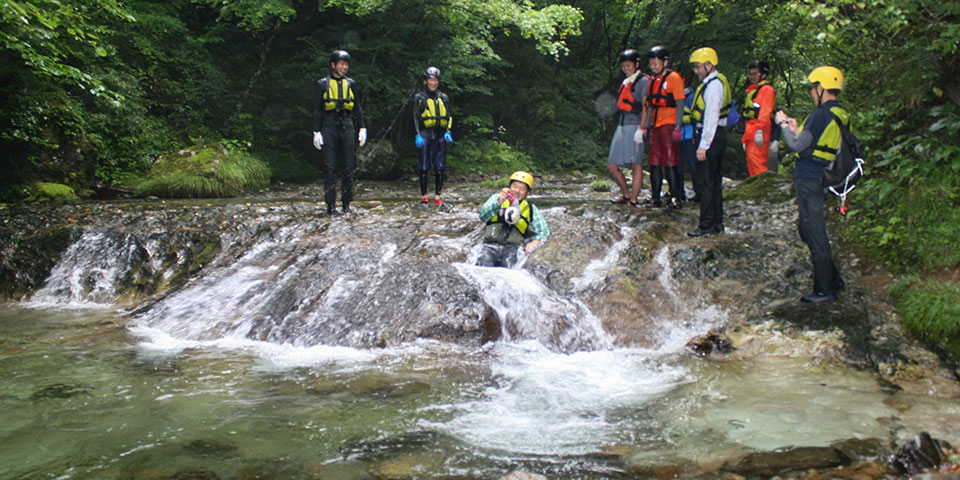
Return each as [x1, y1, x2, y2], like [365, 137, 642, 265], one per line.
[891, 276, 960, 361]
[261, 151, 319, 183]
[480, 177, 511, 190]
[447, 139, 533, 177]
[841, 107, 960, 272]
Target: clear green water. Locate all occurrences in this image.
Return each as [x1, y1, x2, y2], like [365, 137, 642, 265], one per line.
[0, 304, 905, 479]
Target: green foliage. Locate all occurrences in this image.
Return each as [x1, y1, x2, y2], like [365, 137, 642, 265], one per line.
[0, 0, 131, 104]
[135, 142, 270, 198]
[447, 139, 532, 176]
[841, 106, 960, 272]
[590, 178, 611, 192]
[480, 177, 511, 190]
[891, 276, 960, 361]
[261, 151, 319, 183]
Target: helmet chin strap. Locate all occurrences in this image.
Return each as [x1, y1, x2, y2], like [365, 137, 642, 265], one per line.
[815, 85, 824, 106]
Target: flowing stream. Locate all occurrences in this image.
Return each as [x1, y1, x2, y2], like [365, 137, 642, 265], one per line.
[1, 180, 957, 479]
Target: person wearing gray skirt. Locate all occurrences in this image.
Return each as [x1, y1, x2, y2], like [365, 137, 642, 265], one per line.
[607, 49, 649, 207]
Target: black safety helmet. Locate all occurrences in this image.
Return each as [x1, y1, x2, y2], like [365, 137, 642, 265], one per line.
[647, 45, 670, 61]
[619, 49, 642, 63]
[424, 66, 440, 79]
[329, 50, 351, 64]
[748, 59, 770, 75]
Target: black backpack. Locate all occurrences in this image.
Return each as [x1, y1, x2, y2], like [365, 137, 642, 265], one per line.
[820, 113, 866, 213]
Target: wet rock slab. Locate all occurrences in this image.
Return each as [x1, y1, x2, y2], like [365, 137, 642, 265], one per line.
[721, 446, 850, 476]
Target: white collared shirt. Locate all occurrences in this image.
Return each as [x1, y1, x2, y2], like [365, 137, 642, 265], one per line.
[698, 69, 725, 150]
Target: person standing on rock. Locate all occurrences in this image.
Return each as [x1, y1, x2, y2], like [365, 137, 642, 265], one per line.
[686, 47, 730, 237]
[313, 49, 367, 215]
[643, 45, 685, 209]
[607, 49, 649, 207]
[476, 171, 549, 268]
[413, 66, 453, 206]
[741, 60, 776, 176]
[775, 66, 847, 303]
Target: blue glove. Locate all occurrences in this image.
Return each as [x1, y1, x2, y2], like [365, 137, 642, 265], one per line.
[443, 132, 453, 145]
[415, 133, 425, 149]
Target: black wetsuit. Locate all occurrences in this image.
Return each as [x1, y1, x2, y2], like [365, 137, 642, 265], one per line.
[314, 74, 366, 211]
[413, 89, 451, 197]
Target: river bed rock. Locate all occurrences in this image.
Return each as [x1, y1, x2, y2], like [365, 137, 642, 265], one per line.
[2, 174, 959, 478]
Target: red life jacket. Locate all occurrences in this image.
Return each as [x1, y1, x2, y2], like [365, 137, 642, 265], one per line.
[617, 73, 646, 113]
[647, 70, 680, 108]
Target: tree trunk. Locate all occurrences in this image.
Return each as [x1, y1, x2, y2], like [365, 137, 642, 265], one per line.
[225, 18, 282, 130]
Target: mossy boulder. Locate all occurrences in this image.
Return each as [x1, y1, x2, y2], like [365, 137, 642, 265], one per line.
[724, 170, 794, 203]
[135, 143, 271, 198]
[356, 138, 401, 179]
[25, 182, 79, 203]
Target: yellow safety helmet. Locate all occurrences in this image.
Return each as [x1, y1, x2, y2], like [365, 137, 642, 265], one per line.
[689, 47, 719, 66]
[509, 171, 534, 191]
[807, 66, 844, 90]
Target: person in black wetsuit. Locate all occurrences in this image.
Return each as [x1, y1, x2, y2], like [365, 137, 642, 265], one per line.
[313, 49, 367, 214]
[412, 66, 453, 205]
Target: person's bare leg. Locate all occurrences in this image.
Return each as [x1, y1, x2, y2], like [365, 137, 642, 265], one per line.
[607, 164, 630, 200]
[630, 163, 644, 203]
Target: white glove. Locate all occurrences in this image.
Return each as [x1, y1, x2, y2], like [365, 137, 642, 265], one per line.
[358, 128, 367, 147]
[754, 129, 764, 147]
[312, 131, 323, 150]
[633, 128, 644, 144]
[741, 143, 746, 152]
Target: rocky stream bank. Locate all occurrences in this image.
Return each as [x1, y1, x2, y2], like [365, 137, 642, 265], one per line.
[1, 172, 959, 479]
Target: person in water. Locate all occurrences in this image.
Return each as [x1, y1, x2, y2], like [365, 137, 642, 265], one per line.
[476, 171, 549, 268]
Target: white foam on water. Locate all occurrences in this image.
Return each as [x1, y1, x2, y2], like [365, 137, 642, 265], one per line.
[650, 245, 726, 352]
[455, 263, 613, 351]
[130, 323, 382, 368]
[571, 225, 636, 292]
[425, 340, 690, 455]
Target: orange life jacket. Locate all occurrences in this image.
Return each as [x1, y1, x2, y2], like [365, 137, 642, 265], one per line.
[646, 70, 680, 108]
[617, 73, 647, 113]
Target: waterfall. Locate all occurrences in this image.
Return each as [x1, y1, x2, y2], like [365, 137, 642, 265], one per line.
[25, 231, 147, 308]
[455, 263, 614, 352]
[652, 245, 726, 351]
[20, 203, 719, 355]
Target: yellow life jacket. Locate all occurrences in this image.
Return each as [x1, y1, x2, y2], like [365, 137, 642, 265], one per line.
[484, 198, 532, 245]
[323, 77, 355, 112]
[421, 96, 450, 129]
[742, 82, 773, 120]
[800, 106, 849, 162]
[686, 72, 731, 125]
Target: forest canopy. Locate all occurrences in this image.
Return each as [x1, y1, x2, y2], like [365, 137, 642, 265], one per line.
[2, 0, 957, 189]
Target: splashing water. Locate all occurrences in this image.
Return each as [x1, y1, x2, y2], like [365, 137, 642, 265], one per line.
[25, 231, 144, 308]
[455, 262, 613, 352]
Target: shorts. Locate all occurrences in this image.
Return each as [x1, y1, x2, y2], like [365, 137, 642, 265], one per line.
[648, 124, 679, 167]
[607, 124, 643, 168]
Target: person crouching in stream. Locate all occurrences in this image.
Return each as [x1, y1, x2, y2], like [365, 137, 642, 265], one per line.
[476, 171, 550, 268]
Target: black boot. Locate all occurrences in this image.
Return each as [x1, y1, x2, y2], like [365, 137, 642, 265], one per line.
[665, 166, 682, 204]
[647, 167, 663, 207]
